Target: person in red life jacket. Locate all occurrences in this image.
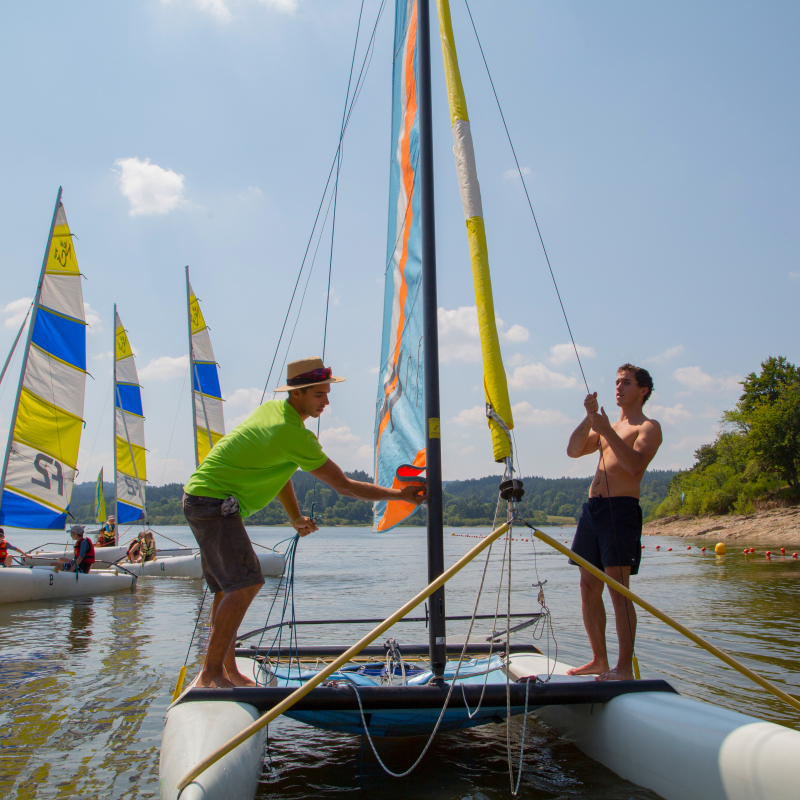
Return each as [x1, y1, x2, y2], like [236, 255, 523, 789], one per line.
[51, 525, 95, 573]
[0, 527, 30, 567]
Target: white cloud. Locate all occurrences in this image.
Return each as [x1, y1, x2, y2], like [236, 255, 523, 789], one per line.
[790, 271, 800, 279]
[511, 401, 573, 426]
[225, 387, 263, 408]
[547, 343, 596, 365]
[91, 351, 112, 361]
[644, 345, 684, 364]
[139, 355, 189, 381]
[319, 426, 360, 446]
[238, 185, 263, 201]
[508, 361, 577, 390]
[2, 297, 33, 329]
[84, 302, 102, 334]
[647, 402, 691, 425]
[503, 166, 531, 180]
[670, 434, 709, 452]
[450, 402, 573, 428]
[438, 306, 529, 363]
[673, 366, 740, 394]
[113, 157, 187, 217]
[162, 0, 299, 24]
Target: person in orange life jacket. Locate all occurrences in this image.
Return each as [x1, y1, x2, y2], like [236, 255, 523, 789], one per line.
[95, 515, 116, 547]
[51, 526, 95, 574]
[0, 527, 30, 567]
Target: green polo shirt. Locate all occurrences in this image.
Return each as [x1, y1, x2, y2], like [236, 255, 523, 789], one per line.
[184, 399, 328, 518]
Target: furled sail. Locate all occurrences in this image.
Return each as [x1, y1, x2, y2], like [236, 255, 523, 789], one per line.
[373, 0, 426, 532]
[0, 192, 87, 529]
[186, 268, 225, 467]
[436, 0, 514, 462]
[94, 467, 106, 524]
[114, 310, 147, 524]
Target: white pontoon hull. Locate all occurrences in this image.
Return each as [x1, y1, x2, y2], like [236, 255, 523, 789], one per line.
[124, 552, 284, 579]
[505, 655, 800, 800]
[0, 566, 136, 603]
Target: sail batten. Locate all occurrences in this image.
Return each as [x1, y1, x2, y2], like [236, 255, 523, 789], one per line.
[186, 269, 225, 467]
[373, 0, 426, 532]
[114, 310, 147, 524]
[0, 191, 88, 530]
[436, 0, 514, 462]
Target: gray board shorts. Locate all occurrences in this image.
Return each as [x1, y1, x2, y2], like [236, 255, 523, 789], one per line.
[182, 493, 264, 594]
[569, 496, 643, 575]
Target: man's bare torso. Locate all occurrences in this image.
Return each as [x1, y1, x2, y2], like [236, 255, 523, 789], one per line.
[590, 416, 656, 498]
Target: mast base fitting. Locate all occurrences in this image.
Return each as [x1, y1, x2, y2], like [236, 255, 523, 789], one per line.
[499, 479, 525, 501]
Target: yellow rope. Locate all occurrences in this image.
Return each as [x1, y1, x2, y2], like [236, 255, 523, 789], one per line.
[175, 522, 511, 791]
[530, 527, 800, 714]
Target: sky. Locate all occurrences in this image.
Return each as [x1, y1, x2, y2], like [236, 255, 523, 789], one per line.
[0, 0, 798, 491]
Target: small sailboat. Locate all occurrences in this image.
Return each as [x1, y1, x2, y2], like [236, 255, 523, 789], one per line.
[159, 4, 800, 799]
[0, 189, 136, 603]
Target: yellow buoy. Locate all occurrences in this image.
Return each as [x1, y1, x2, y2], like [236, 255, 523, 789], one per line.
[715, 542, 727, 555]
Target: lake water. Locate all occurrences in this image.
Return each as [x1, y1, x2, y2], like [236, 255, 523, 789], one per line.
[1, 524, 798, 799]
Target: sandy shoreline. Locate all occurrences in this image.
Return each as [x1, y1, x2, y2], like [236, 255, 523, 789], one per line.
[644, 507, 800, 545]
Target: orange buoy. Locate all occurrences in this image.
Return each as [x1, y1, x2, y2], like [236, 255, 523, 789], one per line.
[793, 553, 798, 558]
[687, 546, 691, 550]
[780, 547, 786, 554]
[701, 547, 706, 552]
[668, 547, 672, 551]
[766, 551, 772, 557]
[743, 548, 748, 554]
[656, 545, 660, 550]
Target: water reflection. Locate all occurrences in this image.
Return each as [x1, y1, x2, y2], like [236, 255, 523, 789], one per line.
[67, 598, 95, 655]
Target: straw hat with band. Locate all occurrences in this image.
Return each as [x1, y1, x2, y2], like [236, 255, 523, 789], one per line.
[274, 357, 346, 392]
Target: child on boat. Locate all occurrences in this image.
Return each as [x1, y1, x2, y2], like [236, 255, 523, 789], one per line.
[50, 525, 95, 574]
[0, 528, 30, 566]
[95, 515, 116, 547]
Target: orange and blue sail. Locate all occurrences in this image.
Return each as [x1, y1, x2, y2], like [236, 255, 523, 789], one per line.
[373, 0, 426, 532]
[0, 195, 87, 530]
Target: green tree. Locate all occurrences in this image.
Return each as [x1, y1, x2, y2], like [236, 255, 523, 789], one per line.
[736, 356, 798, 414]
[746, 385, 800, 490]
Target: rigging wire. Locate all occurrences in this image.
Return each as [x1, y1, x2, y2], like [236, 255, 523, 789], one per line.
[463, 0, 639, 673]
[260, 0, 388, 404]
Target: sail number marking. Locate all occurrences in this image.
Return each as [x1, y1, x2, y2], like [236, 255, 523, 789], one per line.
[31, 454, 64, 496]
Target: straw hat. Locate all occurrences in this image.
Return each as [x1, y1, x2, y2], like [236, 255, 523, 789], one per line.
[274, 357, 345, 392]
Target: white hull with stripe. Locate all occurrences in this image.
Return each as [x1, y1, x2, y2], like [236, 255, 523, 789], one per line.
[124, 552, 285, 579]
[0, 565, 136, 603]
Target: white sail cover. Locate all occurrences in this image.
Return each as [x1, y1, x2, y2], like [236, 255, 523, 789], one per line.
[0, 200, 87, 529]
[114, 312, 146, 523]
[188, 280, 224, 465]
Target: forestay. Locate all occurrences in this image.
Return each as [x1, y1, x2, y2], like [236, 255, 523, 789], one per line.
[373, 0, 426, 532]
[0, 195, 87, 529]
[186, 269, 225, 466]
[114, 311, 147, 524]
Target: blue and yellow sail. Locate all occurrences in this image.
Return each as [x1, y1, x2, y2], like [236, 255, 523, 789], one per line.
[94, 467, 106, 524]
[114, 311, 147, 524]
[186, 270, 225, 466]
[0, 193, 87, 530]
[373, 0, 426, 532]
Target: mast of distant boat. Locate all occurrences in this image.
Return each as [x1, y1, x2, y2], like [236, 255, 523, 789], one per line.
[113, 303, 119, 543]
[417, 0, 447, 681]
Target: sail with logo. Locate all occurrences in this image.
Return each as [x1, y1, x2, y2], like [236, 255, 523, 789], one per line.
[186, 267, 225, 467]
[113, 309, 147, 524]
[373, 0, 426, 532]
[0, 190, 87, 529]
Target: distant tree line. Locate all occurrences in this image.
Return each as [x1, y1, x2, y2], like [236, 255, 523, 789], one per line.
[653, 356, 800, 518]
[69, 467, 677, 529]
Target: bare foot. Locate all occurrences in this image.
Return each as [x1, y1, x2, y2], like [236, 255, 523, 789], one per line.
[567, 660, 609, 676]
[595, 666, 634, 682]
[226, 670, 257, 687]
[195, 670, 235, 689]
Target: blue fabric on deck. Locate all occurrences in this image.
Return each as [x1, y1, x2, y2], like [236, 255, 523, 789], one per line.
[0, 489, 66, 529]
[32, 308, 86, 370]
[115, 384, 143, 417]
[192, 363, 222, 399]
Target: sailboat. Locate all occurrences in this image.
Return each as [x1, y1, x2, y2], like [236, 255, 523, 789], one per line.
[0, 189, 136, 602]
[159, 3, 800, 799]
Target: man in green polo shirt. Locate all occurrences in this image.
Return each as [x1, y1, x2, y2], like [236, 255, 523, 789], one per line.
[183, 357, 426, 689]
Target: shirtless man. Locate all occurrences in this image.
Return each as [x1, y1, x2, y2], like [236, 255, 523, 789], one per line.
[565, 364, 662, 681]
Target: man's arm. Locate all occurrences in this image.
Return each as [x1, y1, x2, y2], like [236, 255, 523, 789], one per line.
[311, 459, 426, 505]
[590, 410, 663, 476]
[567, 393, 601, 458]
[276, 480, 318, 537]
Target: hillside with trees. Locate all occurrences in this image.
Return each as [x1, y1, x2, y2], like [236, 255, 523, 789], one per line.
[653, 356, 800, 518]
[69, 468, 677, 529]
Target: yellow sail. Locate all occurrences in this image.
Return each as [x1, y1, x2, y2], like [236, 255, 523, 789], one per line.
[436, 0, 514, 462]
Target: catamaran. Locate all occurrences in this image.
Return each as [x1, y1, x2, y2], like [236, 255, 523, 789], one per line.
[0, 190, 136, 602]
[159, 3, 800, 799]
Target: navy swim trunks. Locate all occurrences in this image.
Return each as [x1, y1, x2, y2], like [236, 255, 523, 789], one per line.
[569, 496, 643, 575]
